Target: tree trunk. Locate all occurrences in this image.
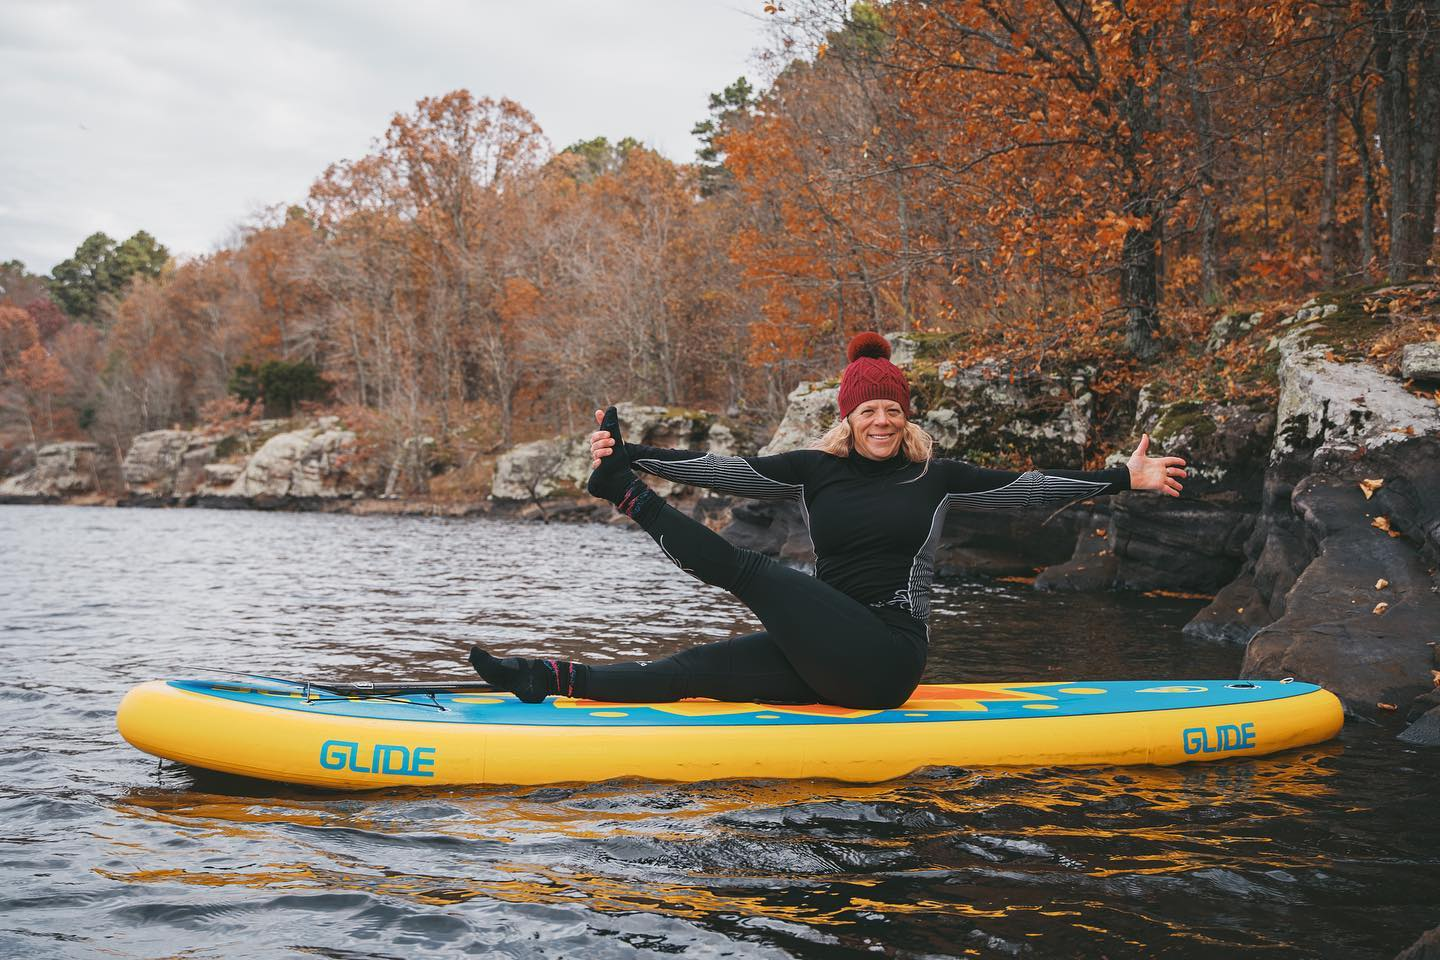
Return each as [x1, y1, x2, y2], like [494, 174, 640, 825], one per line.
[1122, 213, 1162, 360]
[1182, 1, 1223, 303]
[1369, 0, 1436, 280]
[1413, 0, 1440, 273]
[1345, 85, 1381, 271]
[1320, 17, 1341, 284]
[1119, 25, 1163, 361]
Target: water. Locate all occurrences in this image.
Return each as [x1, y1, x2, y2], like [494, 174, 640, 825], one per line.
[2, 504, 1437, 959]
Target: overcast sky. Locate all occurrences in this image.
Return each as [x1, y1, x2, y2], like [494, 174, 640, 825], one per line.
[1, 0, 771, 274]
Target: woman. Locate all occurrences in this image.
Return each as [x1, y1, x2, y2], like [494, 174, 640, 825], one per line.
[469, 333, 1186, 709]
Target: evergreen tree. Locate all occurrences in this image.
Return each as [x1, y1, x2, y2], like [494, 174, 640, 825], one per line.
[49, 230, 169, 322]
[559, 136, 642, 182]
[691, 77, 755, 196]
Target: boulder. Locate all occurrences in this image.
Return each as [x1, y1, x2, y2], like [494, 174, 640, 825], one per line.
[885, 331, 920, 367]
[759, 382, 838, 455]
[0, 442, 103, 500]
[491, 435, 591, 502]
[1395, 923, 1440, 959]
[1399, 705, 1440, 747]
[1187, 320, 1440, 653]
[1182, 574, 1273, 645]
[723, 499, 816, 566]
[122, 429, 218, 501]
[1135, 395, 1275, 497]
[934, 500, 1086, 579]
[1400, 342, 1440, 381]
[1272, 327, 1440, 464]
[1341, 435, 1440, 566]
[492, 404, 758, 502]
[1204, 310, 1267, 352]
[1035, 506, 1119, 592]
[222, 418, 359, 500]
[1112, 493, 1254, 592]
[200, 463, 242, 490]
[1277, 297, 1339, 327]
[923, 360, 1091, 459]
[1241, 476, 1440, 718]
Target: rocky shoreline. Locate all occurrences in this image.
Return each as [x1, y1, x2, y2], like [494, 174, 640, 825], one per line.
[5, 295, 1439, 746]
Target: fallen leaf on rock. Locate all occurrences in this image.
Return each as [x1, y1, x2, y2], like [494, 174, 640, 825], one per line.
[1094, 528, 1107, 537]
[1378, 702, 1397, 711]
[1376, 578, 1389, 590]
[1359, 478, 1384, 499]
[1371, 516, 1402, 536]
[1432, 670, 1440, 687]
[1373, 601, 1389, 614]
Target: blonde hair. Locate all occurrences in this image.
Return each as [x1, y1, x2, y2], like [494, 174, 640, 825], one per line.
[813, 415, 935, 475]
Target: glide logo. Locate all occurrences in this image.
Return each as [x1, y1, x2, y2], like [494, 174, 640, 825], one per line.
[1182, 722, 1256, 755]
[319, 739, 437, 777]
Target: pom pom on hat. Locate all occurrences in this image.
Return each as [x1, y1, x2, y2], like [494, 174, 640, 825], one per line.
[838, 331, 910, 419]
[846, 331, 892, 363]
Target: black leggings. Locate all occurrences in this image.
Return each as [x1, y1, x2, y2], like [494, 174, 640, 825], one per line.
[583, 500, 928, 709]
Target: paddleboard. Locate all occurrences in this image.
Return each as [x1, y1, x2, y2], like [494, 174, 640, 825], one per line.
[116, 677, 1343, 789]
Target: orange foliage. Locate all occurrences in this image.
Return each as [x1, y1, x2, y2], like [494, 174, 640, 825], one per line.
[734, 0, 1394, 376]
[0, 304, 73, 442]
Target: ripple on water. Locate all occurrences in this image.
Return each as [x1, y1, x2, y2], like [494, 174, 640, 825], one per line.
[2, 505, 1439, 960]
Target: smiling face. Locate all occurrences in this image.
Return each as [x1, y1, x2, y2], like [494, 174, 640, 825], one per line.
[849, 399, 907, 460]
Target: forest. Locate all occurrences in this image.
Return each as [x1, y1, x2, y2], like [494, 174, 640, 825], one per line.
[2, 0, 1437, 491]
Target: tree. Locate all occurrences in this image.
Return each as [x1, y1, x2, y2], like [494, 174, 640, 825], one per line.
[49, 230, 170, 322]
[557, 135, 642, 182]
[0, 305, 70, 446]
[0, 260, 51, 306]
[1366, 0, 1440, 280]
[228, 359, 331, 417]
[692, 77, 756, 196]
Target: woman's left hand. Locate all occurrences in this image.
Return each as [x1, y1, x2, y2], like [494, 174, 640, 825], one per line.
[1127, 434, 1187, 497]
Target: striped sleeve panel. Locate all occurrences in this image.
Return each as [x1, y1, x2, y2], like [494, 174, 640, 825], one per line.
[898, 472, 1111, 619]
[631, 453, 804, 502]
[947, 470, 1111, 512]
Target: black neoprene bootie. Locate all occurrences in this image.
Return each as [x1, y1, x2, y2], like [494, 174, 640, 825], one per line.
[468, 646, 583, 703]
[586, 406, 662, 524]
[585, 406, 634, 502]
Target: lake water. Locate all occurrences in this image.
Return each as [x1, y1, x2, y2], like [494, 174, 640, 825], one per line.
[3, 505, 1438, 958]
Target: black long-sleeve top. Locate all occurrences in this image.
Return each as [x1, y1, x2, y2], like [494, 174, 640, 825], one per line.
[627, 444, 1130, 621]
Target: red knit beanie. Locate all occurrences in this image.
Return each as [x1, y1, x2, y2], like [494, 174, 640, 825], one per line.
[838, 332, 910, 419]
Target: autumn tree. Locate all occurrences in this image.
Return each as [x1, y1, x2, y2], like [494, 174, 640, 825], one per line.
[0, 260, 51, 306]
[739, 0, 1421, 373]
[0, 305, 70, 446]
[310, 91, 550, 447]
[723, 5, 955, 377]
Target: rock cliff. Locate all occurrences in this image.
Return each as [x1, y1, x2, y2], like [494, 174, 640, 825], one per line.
[491, 404, 757, 507]
[0, 442, 109, 502]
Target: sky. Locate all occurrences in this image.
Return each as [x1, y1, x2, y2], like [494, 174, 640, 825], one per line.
[0, 0, 772, 274]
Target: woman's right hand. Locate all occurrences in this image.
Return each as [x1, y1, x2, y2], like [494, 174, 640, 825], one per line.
[588, 408, 615, 469]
